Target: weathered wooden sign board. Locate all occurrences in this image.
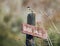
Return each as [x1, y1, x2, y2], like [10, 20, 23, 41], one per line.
[22, 23, 48, 39]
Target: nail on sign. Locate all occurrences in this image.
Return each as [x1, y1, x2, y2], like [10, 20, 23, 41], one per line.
[22, 24, 48, 39]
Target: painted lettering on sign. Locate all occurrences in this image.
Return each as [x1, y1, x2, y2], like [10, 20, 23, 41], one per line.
[22, 24, 47, 39]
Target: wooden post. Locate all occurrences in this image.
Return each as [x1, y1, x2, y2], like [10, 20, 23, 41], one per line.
[26, 12, 35, 46]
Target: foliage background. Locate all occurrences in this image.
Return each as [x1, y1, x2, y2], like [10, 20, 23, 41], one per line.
[0, 0, 60, 46]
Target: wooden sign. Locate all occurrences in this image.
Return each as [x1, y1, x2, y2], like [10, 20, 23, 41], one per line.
[22, 23, 48, 39]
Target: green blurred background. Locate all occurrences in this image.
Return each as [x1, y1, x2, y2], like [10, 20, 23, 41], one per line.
[0, 0, 60, 46]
